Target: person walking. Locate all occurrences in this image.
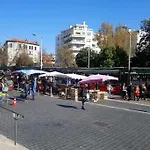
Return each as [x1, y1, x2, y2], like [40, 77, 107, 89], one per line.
[81, 84, 88, 110]
[127, 82, 134, 101]
[107, 83, 113, 98]
[30, 77, 36, 100]
[141, 83, 147, 100]
[122, 83, 127, 100]
[24, 79, 29, 101]
[134, 85, 140, 101]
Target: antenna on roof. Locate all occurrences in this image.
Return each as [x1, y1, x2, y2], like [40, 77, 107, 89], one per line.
[83, 20, 86, 25]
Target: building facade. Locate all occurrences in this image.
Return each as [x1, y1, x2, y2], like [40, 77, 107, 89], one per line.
[56, 21, 100, 63]
[3, 38, 40, 66]
[42, 54, 55, 67]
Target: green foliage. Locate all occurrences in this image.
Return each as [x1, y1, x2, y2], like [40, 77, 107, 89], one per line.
[132, 19, 150, 67]
[113, 46, 128, 67]
[76, 47, 101, 67]
[76, 46, 128, 67]
[100, 45, 116, 67]
[75, 48, 88, 67]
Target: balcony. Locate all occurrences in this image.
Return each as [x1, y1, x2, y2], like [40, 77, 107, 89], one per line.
[71, 46, 83, 51]
[70, 40, 85, 45]
[71, 34, 85, 38]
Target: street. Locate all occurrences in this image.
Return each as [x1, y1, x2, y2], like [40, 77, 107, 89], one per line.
[0, 91, 150, 150]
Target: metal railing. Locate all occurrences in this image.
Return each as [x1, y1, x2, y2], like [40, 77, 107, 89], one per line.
[0, 104, 24, 145]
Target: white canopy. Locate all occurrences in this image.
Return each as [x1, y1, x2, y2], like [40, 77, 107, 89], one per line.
[106, 75, 119, 81]
[39, 71, 67, 78]
[12, 69, 49, 76]
[66, 73, 87, 80]
[79, 74, 118, 84]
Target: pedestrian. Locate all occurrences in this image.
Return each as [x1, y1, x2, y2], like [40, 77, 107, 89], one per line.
[42, 77, 47, 95]
[141, 83, 147, 100]
[134, 85, 140, 101]
[30, 77, 36, 100]
[81, 84, 88, 110]
[127, 82, 134, 101]
[107, 83, 113, 98]
[122, 83, 127, 100]
[24, 79, 29, 101]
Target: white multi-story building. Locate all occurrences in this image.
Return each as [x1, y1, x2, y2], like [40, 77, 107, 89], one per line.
[56, 21, 100, 62]
[3, 38, 40, 66]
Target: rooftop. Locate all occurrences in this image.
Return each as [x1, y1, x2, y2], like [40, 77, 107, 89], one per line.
[6, 38, 39, 46]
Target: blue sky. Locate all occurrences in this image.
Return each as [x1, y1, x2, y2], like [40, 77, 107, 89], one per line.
[0, 0, 149, 53]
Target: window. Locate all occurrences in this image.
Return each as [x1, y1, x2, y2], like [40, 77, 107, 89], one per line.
[35, 47, 37, 50]
[87, 32, 91, 36]
[23, 45, 26, 49]
[76, 32, 81, 35]
[29, 46, 33, 50]
[9, 43, 13, 48]
[86, 39, 91, 42]
[76, 45, 80, 48]
[19, 44, 21, 49]
[29, 51, 33, 55]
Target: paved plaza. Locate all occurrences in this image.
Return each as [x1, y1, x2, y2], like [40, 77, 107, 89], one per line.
[0, 91, 150, 150]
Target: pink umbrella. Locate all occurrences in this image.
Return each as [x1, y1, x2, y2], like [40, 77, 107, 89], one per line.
[79, 74, 108, 84]
[104, 75, 119, 81]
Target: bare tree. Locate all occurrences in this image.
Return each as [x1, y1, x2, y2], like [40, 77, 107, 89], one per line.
[16, 50, 33, 66]
[10, 44, 33, 66]
[97, 22, 115, 49]
[114, 25, 137, 56]
[56, 46, 76, 67]
[0, 46, 8, 66]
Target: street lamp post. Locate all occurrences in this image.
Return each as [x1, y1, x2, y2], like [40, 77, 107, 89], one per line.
[122, 26, 132, 84]
[128, 30, 132, 84]
[88, 48, 90, 68]
[33, 34, 43, 70]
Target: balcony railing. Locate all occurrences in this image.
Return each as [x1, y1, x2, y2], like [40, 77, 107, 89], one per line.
[71, 34, 85, 38]
[70, 40, 85, 44]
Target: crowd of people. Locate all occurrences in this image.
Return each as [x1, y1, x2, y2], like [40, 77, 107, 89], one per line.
[122, 82, 148, 101]
[0, 71, 149, 109]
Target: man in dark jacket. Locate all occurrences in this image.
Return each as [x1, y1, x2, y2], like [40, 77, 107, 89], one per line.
[127, 82, 134, 101]
[81, 84, 88, 110]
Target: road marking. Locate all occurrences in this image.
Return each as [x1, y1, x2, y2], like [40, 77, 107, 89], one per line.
[53, 96, 150, 115]
[88, 102, 150, 115]
[106, 98, 150, 107]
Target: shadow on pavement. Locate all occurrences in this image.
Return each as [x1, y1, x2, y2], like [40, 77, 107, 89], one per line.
[9, 96, 25, 102]
[57, 104, 78, 109]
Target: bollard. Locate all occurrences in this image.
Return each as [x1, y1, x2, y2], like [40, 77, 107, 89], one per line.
[50, 87, 53, 97]
[13, 113, 24, 146]
[75, 88, 78, 101]
[65, 88, 67, 100]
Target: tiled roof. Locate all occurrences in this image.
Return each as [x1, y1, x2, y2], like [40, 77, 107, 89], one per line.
[6, 38, 39, 46]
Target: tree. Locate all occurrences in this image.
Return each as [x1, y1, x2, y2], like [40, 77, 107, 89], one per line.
[0, 47, 8, 66]
[97, 22, 114, 49]
[16, 50, 33, 67]
[113, 46, 128, 67]
[114, 24, 137, 56]
[132, 19, 150, 67]
[56, 46, 76, 67]
[137, 19, 150, 51]
[100, 45, 116, 67]
[76, 47, 99, 67]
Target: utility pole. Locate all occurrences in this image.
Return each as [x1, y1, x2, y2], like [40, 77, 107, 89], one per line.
[88, 48, 90, 68]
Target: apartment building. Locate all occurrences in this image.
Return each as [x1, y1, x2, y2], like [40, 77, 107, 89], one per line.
[56, 21, 100, 63]
[43, 54, 55, 67]
[3, 38, 40, 66]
